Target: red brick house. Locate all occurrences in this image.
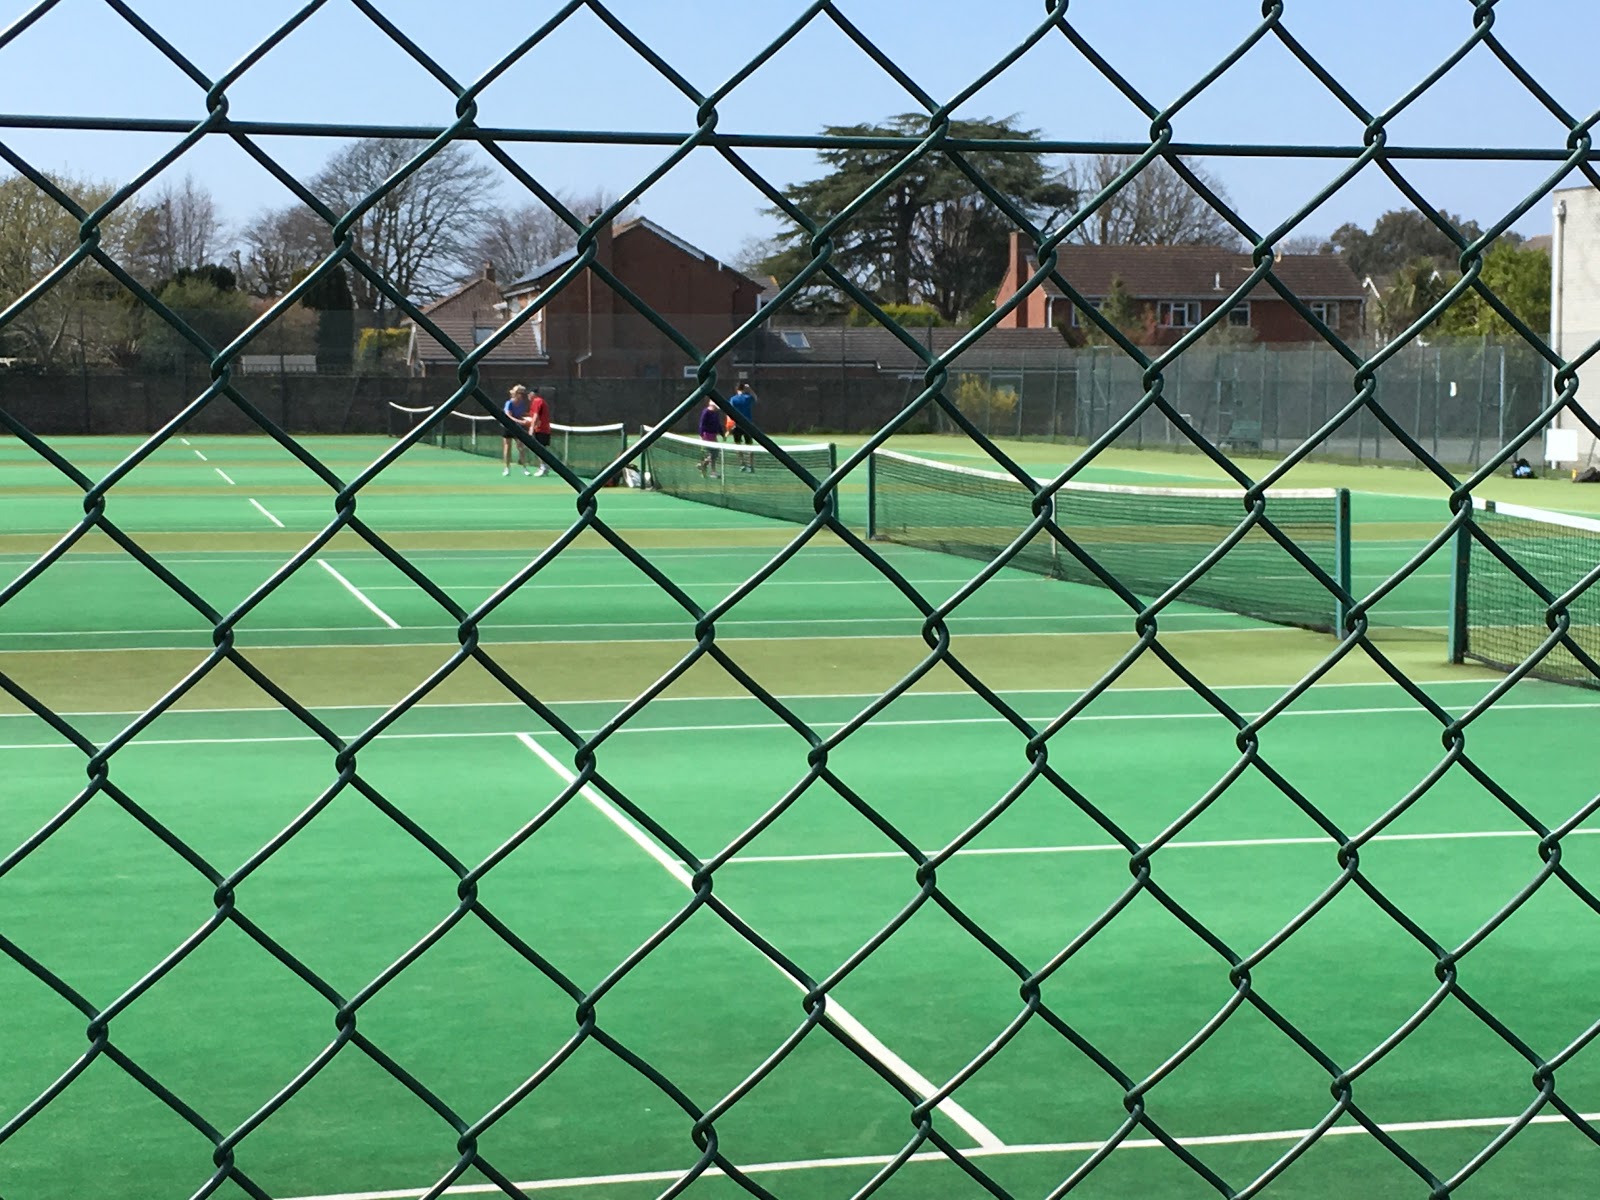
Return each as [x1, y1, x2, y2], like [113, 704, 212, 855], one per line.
[994, 235, 1365, 344]
[501, 217, 767, 379]
[407, 218, 766, 380]
[404, 264, 547, 379]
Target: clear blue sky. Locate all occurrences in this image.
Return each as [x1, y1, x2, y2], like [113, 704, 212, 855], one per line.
[0, 0, 1592, 264]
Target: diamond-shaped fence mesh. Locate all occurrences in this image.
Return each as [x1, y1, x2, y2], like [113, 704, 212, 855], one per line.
[3, 2, 1600, 1197]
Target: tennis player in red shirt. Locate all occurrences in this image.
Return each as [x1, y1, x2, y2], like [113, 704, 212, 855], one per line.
[526, 387, 553, 476]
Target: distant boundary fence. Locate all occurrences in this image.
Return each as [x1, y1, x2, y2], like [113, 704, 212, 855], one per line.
[2, 334, 1556, 468]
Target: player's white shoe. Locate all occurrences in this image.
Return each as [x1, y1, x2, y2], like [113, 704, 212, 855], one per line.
[502, 467, 509, 476]
[535, 465, 548, 476]
[523, 467, 531, 476]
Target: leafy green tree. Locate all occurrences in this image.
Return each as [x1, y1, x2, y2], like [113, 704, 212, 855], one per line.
[1435, 241, 1549, 340]
[1325, 208, 1487, 281]
[760, 114, 1074, 322]
[1070, 274, 1147, 346]
[138, 276, 254, 370]
[847, 303, 946, 327]
[0, 172, 140, 366]
[299, 262, 355, 370]
[1374, 257, 1448, 342]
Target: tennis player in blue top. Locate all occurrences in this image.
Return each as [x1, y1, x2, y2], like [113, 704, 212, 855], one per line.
[728, 382, 757, 472]
[501, 384, 531, 476]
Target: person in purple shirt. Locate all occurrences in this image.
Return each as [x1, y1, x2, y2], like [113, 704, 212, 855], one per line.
[697, 396, 724, 478]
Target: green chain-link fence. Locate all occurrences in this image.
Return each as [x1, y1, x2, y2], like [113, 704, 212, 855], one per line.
[3, 2, 1600, 1197]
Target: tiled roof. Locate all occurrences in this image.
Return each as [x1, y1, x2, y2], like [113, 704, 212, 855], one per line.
[503, 216, 767, 294]
[746, 325, 1071, 371]
[407, 276, 546, 365]
[1035, 245, 1364, 301]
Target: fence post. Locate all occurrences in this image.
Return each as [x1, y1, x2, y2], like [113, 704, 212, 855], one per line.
[1049, 353, 1061, 441]
[1497, 344, 1507, 451]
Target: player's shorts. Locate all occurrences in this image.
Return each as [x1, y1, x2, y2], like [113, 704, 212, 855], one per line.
[534, 431, 551, 447]
[730, 428, 754, 445]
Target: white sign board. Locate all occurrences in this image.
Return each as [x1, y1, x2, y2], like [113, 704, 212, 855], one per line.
[1545, 427, 1580, 465]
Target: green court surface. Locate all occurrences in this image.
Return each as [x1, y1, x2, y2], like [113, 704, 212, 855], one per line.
[3, 433, 1599, 1199]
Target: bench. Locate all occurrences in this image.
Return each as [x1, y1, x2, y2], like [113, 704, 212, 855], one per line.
[1219, 418, 1261, 452]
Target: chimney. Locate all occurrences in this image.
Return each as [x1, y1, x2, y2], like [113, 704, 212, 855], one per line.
[483, 261, 496, 283]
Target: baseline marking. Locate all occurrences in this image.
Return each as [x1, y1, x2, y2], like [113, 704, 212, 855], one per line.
[0, 676, 1507, 722]
[515, 731, 1006, 1153]
[282, 1109, 1600, 1200]
[318, 561, 400, 630]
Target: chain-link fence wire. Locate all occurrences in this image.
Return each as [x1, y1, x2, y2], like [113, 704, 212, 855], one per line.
[2, 1, 1599, 1196]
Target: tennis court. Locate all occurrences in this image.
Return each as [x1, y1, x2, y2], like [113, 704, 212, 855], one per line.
[4, 429, 1599, 1200]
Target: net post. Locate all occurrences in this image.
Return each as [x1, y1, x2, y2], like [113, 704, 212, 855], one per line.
[1047, 485, 1060, 578]
[1334, 487, 1352, 634]
[1447, 500, 1481, 664]
[825, 442, 839, 522]
[866, 449, 877, 539]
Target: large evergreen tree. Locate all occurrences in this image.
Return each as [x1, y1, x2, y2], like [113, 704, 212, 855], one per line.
[1323, 208, 1490, 281]
[760, 115, 1074, 322]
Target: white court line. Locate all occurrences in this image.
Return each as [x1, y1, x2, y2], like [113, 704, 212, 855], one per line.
[214, 468, 236, 486]
[281, 1109, 1600, 1200]
[0, 612, 1280, 636]
[0, 676, 1503, 722]
[0, 625, 1324, 655]
[192, 448, 207, 462]
[355, 577, 1054, 593]
[317, 561, 400, 630]
[728, 827, 1600, 866]
[515, 731, 1006, 1154]
[5, 697, 1595, 753]
[250, 499, 284, 528]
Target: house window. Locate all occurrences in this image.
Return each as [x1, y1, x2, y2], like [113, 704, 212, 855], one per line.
[781, 331, 810, 350]
[1068, 300, 1101, 328]
[473, 325, 495, 345]
[1158, 300, 1198, 328]
[1228, 302, 1251, 328]
[1309, 301, 1340, 326]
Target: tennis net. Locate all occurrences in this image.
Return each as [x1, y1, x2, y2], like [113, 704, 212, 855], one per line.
[1452, 498, 1600, 686]
[387, 403, 627, 480]
[641, 428, 837, 524]
[868, 449, 1351, 633]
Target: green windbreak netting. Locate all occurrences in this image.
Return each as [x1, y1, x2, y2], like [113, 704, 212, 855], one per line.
[3, 2, 1600, 1199]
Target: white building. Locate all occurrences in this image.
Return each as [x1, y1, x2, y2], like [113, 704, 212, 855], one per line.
[1551, 185, 1600, 466]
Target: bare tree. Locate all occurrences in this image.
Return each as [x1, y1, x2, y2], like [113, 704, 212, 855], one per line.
[125, 174, 223, 282]
[235, 204, 328, 298]
[1064, 154, 1240, 247]
[461, 188, 637, 285]
[310, 138, 498, 317]
[1279, 232, 1328, 255]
